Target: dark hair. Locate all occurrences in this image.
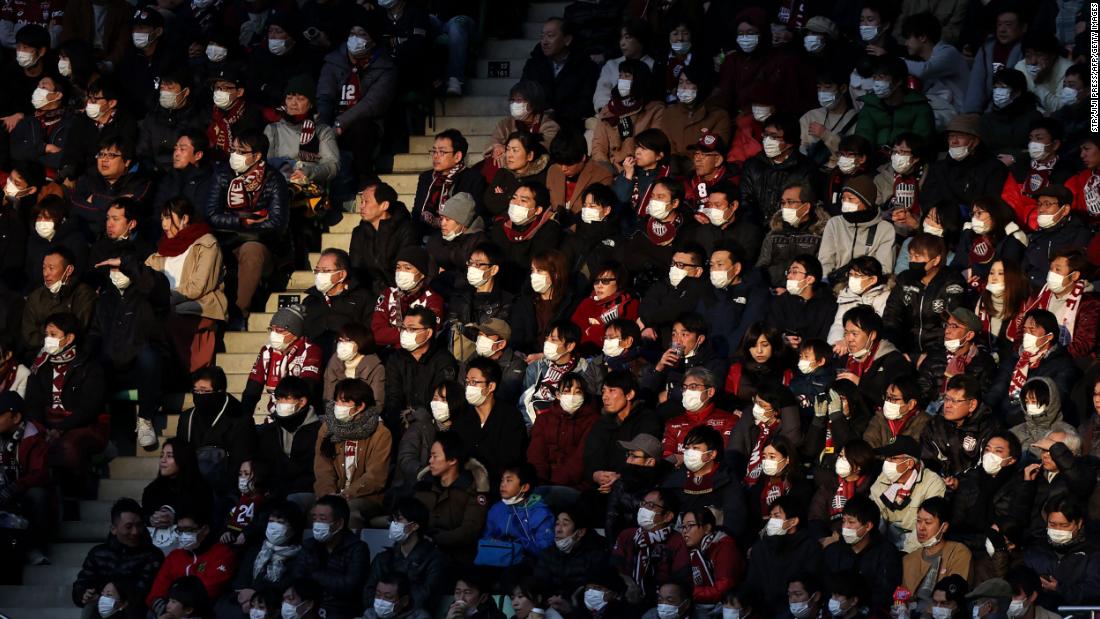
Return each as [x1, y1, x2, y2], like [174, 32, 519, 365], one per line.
[98, 133, 135, 163]
[945, 375, 981, 401]
[502, 461, 538, 488]
[15, 23, 49, 49]
[1005, 565, 1041, 598]
[531, 248, 570, 301]
[435, 129, 469, 159]
[234, 128, 269, 159]
[392, 496, 429, 528]
[787, 572, 823, 595]
[315, 494, 351, 525]
[616, 58, 653, 103]
[683, 425, 724, 456]
[433, 380, 467, 417]
[620, 17, 652, 55]
[766, 436, 801, 480]
[1024, 309, 1058, 337]
[1044, 495, 1085, 523]
[873, 55, 909, 85]
[162, 197, 197, 224]
[319, 248, 350, 273]
[918, 496, 951, 523]
[707, 180, 741, 203]
[167, 575, 211, 615]
[580, 183, 617, 210]
[43, 245, 76, 269]
[161, 437, 203, 489]
[333, 378, 374, 407]
[287, 577, 324, 605]
[366, 181, 398, 205]
[739, 321, 787, 370]
[43, 311, 82, 341]
[790, 254, 823, 282]
[681, 61, 717, 100]
[754, 383, 794, 413]
[469, 242, 503, 267]
[841, 438, 877, 477]
[782, 180, 816, 205]
[405, 306, 437, 332]
[1028, 117, 1064, 143]
[516, 179, 551, 209]
[111, 498, 143, 524]
[1021, 31, 1062, 56]
[273, 375, 311, 400]
[509, 79, 548, 113]
[771, 494, 805, 522]
[888, 373, 924, 407]
[12, 160, 45, 188]
[377, 572, 413, 600]
[837, 134, 874, 159]
[901, 11, 941, 42]
[192, 366, 228, 392]
[986, 430, 1022, 462]
[1020, 378, 1051, 407]
[848, 255, 884, 283]
[634, 128, 672, 160]
[433, 431, 468, 467]
[674, 243, 707, 270]
[1051, 247, 1089, 276]
[653, 176, 685, 204]
[506, 130, 545, 159]
[649, 486, 680, 514]
[763, 113, 800, 147]
[800, 338, 832, 363]
[605, 317, 641, 343]
[909, 231, 947, 260]
[603, 370, 638, 398]
[842, 305, 882, 338]
[842, 495, 881, 526]
[711, 240, 746, 265]
[549, 130, 588, 165]
[893, 132, 927, 161]
[467, 356, 503, 389]
[338, 321, 375, 354]
[87, 76, 123, 103]
[547, 318, 581, 346]
[675, 312, 709, 337]
[178, 128, 210, 156]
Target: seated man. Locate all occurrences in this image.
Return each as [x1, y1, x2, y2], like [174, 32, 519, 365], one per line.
[917, 308, 997, 406]
[301, 248, 371, 357]
[412, 129, 486, 236]
[0, 392, 54, 565]
[152, 130, 215, 220]
[611, 487, 691, 607]
[86, 198, 154, 290]
[545, 129, 613, 214]
[203, 128, 289, 329]
[61, 77, 140, 182]
[697, 242, 770, 358]
[175, 367, 255, 491]
[242, 304, 321, 417]
[479, 463, 556, 562]
[458, 318, 526, 410]
[137, 69, 210, 174]
[581, 318, 654, 395]
[23, 313, 106, 496]
[370, 246, 444, 349]
[204, 65, 266, 159]
[291, 495, 370, 619]
[1019, 247, 1100, 360]
[364, 572, 433, 619]
[349, 181, 417, 301]
[256, 376, 321, 507]
[382, 307, 456, 433]
[990, 309, 1081, 417]
[71, 498, 165, 614]
[744, 497, 825, 617]
[69, 134, 152, 241]
[640, 312, 729, 408]
[765, 254, 837, 343]
[146, 506, 237, 614]
[870, 436, 947, 553]
[20, 246, 95, 358]
[364, 498, 447, 612]
[445, 571, 507, 619]
[661, 368, 736, 460]
[636, 244, 709, 343]
[757, 181, 829, 287]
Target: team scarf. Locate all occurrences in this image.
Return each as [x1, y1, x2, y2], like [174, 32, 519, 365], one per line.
[643, 211, 683, 246]
[419, 162, 466, 228]
[942, 343, 979, 393]
[1022, 279, 1087, 349]
[688, 530, 726, 589]
[631, 525, 671, 595]
[760, 476, 789, 513]
[830, 475, 865, 519]
[879, 461, 921, 510]
[686, 166, 730, 206]
[631, 163, 672, 218]
[209, 97, 247, 152]
[227, 160, 268, 216]
[1026, 156, 1058, 194]
[743, 418, 779, 485]
[282, 111, 320, 163]
[844, 339, 881, 377]
[603, 91, 643, 139]
[1008, 348, 1045, 400]
[502, 207, 553, 242]
[591, 292, 633, 325]
[891, 171, 922, 215]
[1084, 170, 1100, 215]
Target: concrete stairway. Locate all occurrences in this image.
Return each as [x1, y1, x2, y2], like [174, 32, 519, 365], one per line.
[0, 3, 567, 616]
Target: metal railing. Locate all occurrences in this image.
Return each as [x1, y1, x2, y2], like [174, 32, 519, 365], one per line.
[1059, 607, 1100, 619]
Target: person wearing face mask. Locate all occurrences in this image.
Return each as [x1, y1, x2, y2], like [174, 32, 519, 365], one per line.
[449, 356, 527, 486]
[665, 425, 748, 539]
[950, 196, 1028, 281]
[244, 17, 314, 110]
[758, 182, 830, 291]
[611, 128, 674, 228]
[822, 496, 902, 612]
[714, 7, 816, 116]
[219, 457, 265, 547]
[853, 56, 935, 150]
[0, 24, 51, 132]
[424, 193, 487, 288]
[370, 247, 443, 350]
[533, 506, 613, 605]
[609, 487, 691, 607]
[682, 181, 764, 262]
[1021, 431, 1095, 542]
[661, 369, 734, 458]
[276, 578, 325, 619]
[87, 199, 154, 292]
[993, 310, 1080, 417]
[680, 507, 744, 614]
[591, 19, 656, 112]
[916, 313, 997, 409]
[582, 318, 654, 391]
[870, 436, 947, 553]
[863, 375, 931, 451]
[1050, 63, 1088, 152]
[362, 571, 433, 619]
[146, 508, 238, 613]
[20, 245, 96, 358]
[115, 8, 186, 119]
[392, 380, 464, 499]
[478, 463, 556, 563]
[364, 499, 447, 612]
[681, 132, 734, 211]
[261, 76, 340, 210]
[253, 377, 322, 507]
[9, 75, 75, 178]
[457, 318, 526, 407]
[226, 502, 304, 614]
[637, 246, 710, 345]
[1012, 33, 1074, 115]
[1010, 378, 1067, 461]
[804, 383, 873, 507]
[316, 17, 397, 184]
[879, 135, 931, 234]
[569, 260, 638, 355]
[321, 322, 384, 405]
[743, 497, 823, 616]
[641, 581, 695, 619]
[526, 373, 599, 495]
[767, 254, 836, 342]
[1021, 186, 1091, 287]
[484, 80, 560, 174]
[739, 114, 819, 223]
[0, 161, 48, 290]
[727, 383, 803, 478]
[823, 135, 875, 213]
[137, 70, 209, 174]
[299, 249, 372, 361]
[240, 305, 321, 417]
[1022, 496, 1100, 609]
[925, 575, 970, 619]
[489, 177, 564, 285]
[922, 114, 1008, 211]
[1016, 248, 1100, 360]
[203, 66, 265, 160]
[518, 320, 592, 424]
[696, 241, 770, 358]
[659, 20, 697, 103]
[950, 432, 1025, 556]
[782, 575, 827, 619]
[382, 308, 458, 432]
[1003, 566, 1063, 619]
[313, 379, 391, 527]
[175, 367, 250, 496]
[900, 497, 973, 609]
[444, 572, 508, 619]
[800, 68, 859, 167]
[286, 496, 369, 618]
[447, 243, 518, 359]
[827, 256, 890, 350]
[802, 16, 859, 76]
[980, 69, 1043, 163]
[882, 233, 965, 355]
[62, 77, 142, 182]
[818, 175, 897, 278]
[661, 63, 732, 159]
[835, 306, 910, 410]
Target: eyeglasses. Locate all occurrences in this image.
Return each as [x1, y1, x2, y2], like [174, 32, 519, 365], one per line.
[884, 393, 906, 404]
[671, 260, 698, 269]
[192, 387, 215, 395]
[466, 260, 493, 269]
[428, 149, 454, 156]
[778, 199, 804, 207]
[681, 521, 703, 530]
[639, 500, 665, 512]
[96, 151, 122, 160]
[229, 148, 255, 155]
[465, 378, 488, 386]
[785, 268, 806, 277]
[683, 382, 707, 390]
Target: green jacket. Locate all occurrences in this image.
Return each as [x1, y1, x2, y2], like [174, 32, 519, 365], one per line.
[855, 91, 936, 148]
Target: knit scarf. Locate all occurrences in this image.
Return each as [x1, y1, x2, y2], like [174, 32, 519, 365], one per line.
[844, 340, 881, 377]
[1025, 279, 1087, 349]
[687, 166, 730, 206]
[643, 212, 682, 246]
[209, 97, 247, 152]
[743, 419, 778, 485]
[32, 345, 77, 425]
[285, 112, 320, 162]
[665, 51, 692, 96]
[631, 163, 672, 217]
[157, 222, 211, 257]
[322, 405, 381, 442]
[252, 540, 301, 583]
[829, 475, 863, 519]
[227, 160, 268, 216]
[631, 525, 670, 595]
[688, 530, 725, 589]
[34, 107, 64, 129]
[943, 344, 979, 389]
[880, 464, 920, 510]
[503, 207, 553, 242]
[1026, 157, 1057, 194]
[1008, 348, 1046, 400]
[263, 337, 306, 392]
[604, 92, 643, 139]
[760, 477, 789, 513]
[420, 163, 465, 228]
[1084, 170, 1100, 215]
[593, 292, 633, 325]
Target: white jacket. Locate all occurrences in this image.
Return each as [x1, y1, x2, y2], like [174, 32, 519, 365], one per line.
[827, 282, 892, 344]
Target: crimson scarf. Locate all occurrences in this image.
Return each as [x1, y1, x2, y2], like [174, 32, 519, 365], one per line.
[592, 292, 633, 325]
[227, 161, 268, 216]
[1022, 279, 1088, 348]
[420, 163, 465, 228]
[631, 525, 671, 596]
[631, 163, 672, 217]
[286, 112, 320, 163]
[1026, 157, 1057, 194]
[502, 207, 553, 242]
[743, 419, 778, 485]
[157, 222, 212, 257]
[1084, 170, 1100, 215]
[686, 166, 730, 207]
[844, 339, 881, 377]
[208, 98, 247, 153]
[643, 212, 682, 246]
[829, 475, 864, 519]
[603, 92, 643, 125]
[760, 477, 789, 513]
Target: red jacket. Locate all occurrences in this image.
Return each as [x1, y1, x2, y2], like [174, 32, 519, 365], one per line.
[662, 402, 736, 458]
[689, 532, 745, 604]
[246, 337, 323, 413]
[1018, 283, 1100, 359]
[1066, 168, 1100, 228]
[0, 419, 50, 495]
[570, 292, 639, 351]
[527, 401, 600, 488]
[146, 542, 238, 607]
[370, 285, 445, 348]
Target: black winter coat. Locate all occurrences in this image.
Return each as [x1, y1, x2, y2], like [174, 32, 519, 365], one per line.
[88, 261, 170, 367]
[451, 400, 528, 485]
[176, 392, 257, 474]
[9, 111, 73, 171]
[382, 343, 457, 422]
[71, 534, 165, 607]
[138, 102, 211, 173]
[583, 407, 663, 478]
[739, 151, 820, 222]
[1023, 537, 1100, 608]
[745, 528, 824, 617]
[1018, 442, 1097, 541]
[363, 538, 448, 611]
[991, 346, 1082, 420]
[766, 286, 837, 341]
[61, 111, 140, 180]
[290, 530, 370, 619]
[24, 347, 105, 432]
[520, 46, 600, 131]
[605, 461, 672, 540]
[69, 171, 154, 241]
[444, 283, 514, 327]
[822, 531, 902, 612]
[300, 280, 373, 350]
[664, 463, 748, 538]
[348, 208, 417, 300]
[919, 404, 1002, 479]
[203, 162, 290, 248]
[1024, 215, 1094, 288]
[637, 276, 708, 339]
[255, 414, 322, 497]
[23, 216, 89, 292]
[140, 473, 215, 525]
[883, 268, 967, 355]
[922, 148, 1008, 210]
[917, 345, 997, 405]
[532, 530, 611, 598]
[411, 166, 487, 236]
[488, 217, 563, 292]
[950, 464, 1027, 549]
[153, 164, 215, 223]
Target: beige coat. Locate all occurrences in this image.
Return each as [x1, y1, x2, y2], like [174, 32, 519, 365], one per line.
[660, 100, 732, 157]
[871, 466, 947, 553]
[145, 232, 228, 321]
[591, 101, 665, 169]
[313, 417, 392, 500]
[546, 158, 614, 213]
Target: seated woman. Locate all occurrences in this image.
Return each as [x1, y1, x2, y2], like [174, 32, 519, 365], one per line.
[414, 433, 491, 565]
[592, 59, 664, 172]
[24, 196, 88, 293]
[807, 438, 877, 534]
[313, 378, 391, 529]
[263, 75, 340, 197]
[9, 75, 73, 172]
[724, 322, 794, 404]
[482, 131, 551, 219]
[482, 80, 560, 180]
[222, 500, 305, 618]
[527, 372, 599, 500]
[509, 572, 566, 619]
[951, 197, 1027, 279]
[727, 384, 803, 480]
[140, 438, 214, 554]
[321, 321, 384, 405]
[220, 459, 267, 547]
[511, 250, 580, 355]
[570, 260, 638, 356]
[745, 436, 812, 524]
[145, 197, 227, 372]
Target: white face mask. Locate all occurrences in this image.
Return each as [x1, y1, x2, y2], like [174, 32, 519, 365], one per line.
[837, 155, 857, 174]
[30, 87, 52, 110]
[1060, 86, 1080, 105]
[159, 89, 181, 110]
[891, 153, 913, 174]
[647, 199, 671, 220]
[238, 475, 253, 494]
[828, 599, 845, 618]
[57, 58, 71, 77]
[466, 265, 489, 288]
[387, 520, 409, 543]
[271, 330, 294, 351]
[335, 341, 357, 362]
[206, 44, 228, 62]
[1028, 141, 1048, 161]
[786, 277, 805, 295]
[395, 270, 420, 291]
[132, 32, 151, 49]
[723, 609, 741, 619]
[42, 335, 62, 355]
[603, 337, 624, 357]
[333, 404, 353, 422]
[762, 136, 783, 158]
[765, 517, 787, 536]
[508, 202, 531, 225]
[178, 531, 199, 550]
[920, 525, 943, 548]
[859, 25, 878, 41]
[671, 41, 691, 54]
[923, 222, 943, 237]
[1048, 527, 1074, 545]
[676, 87, 697, 104]
[948, 145, 970, 161]
[530, 271, 550, 293]
[737, 34, 759, 52]
[848, 275, 867, 294]
[704, 207, 728, 226]
[584, 589, 608, 612]
[281, 601, 301, 619]
[98, 596, 120, 617]
[931, 607, 952, 619]
[636, 506, 657, 529]
[229, 151, 251, 174]
[981, 451, 1004, 475]
[429, 400, 450, 423]
[657, 603, 682, 619]
[347, 35, 369, 56]
[267, 37, 288, 55]
[816, 89, 836, 109]
[985, 538, 997, 558]
[85, 102, 103, 119]
[986, 281, 1005, 296]
[3, 178, 19, 199]
[881, 460, 903, 482]
[669, 265, 688, 287]
[752, 404, 769, 423]
[781, 206, 802, 226]
[275, 402, 297, 417]
[682, 389, 706, 412]
[543, 340, 562, 362]
[835, 456, 852, 478]
[1007, 600, 1027, 619]
[314, 271, 336, 294]
[709, 268, 731, 289]
[871, 79, 892, 98]
[15, 50, 36, 68]
[1036, 211, 1059, 229]
[992, 86, 1013, 108]
[555, 533, 577, 553]
[841, 525, 864, 545]
[312, 521, 333, 542]
[399, 329, 421, 352]
[266, 521, 290, 545]
[1021, 333, 1045, 355]
[475, 335, 499, 357]
[560, 393, 584, 413]
[944, 338, 963, 353]
[1046, 270, 1068, 293]
[804, 35, 824, 53]
[1024, 63, 1041, 78]
[580, 206, 604, 223]
[509, 101, 529, 120]
[465, 384, 488, 406]
[683, 448, 707, 472]
[751, 105, 772, 122]
[761, 458, 783, 476]
[616, 78, 632, 97]
[1025, 403, 1046, 416]
[109, 269, 131, 291]
[797, 358, 816, 375]
[213, 89, 233, 109]
[882, 401, 904, 420]
[373, 598, 397, 619]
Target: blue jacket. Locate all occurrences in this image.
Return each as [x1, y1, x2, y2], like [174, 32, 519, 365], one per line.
[481, 494, 555, 558]
[696, 266, 770, 358]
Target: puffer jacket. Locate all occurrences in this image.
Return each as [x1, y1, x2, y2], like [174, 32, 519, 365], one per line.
[255, 408, 322, 496]
[348, 204, 417, 300]
[69, 171, 154, 239]
[854, 91, 936, 147]
[137, 101, 210, 173]
[827, 280, 892, 345]
[414, 458, 491, 564]
[289, 529, 370, 619]
[765, 285, 837, 341]
[363, 537, 448, 611]
[951, 462, 1027, 549]
[916, 344, 998, 404]
[481, 493, 556, 558]
[1024, 215, 1093, 287]
[822, 530, 902, 612]
[980, 93, 1043, 157]
[445, 283, 515, 327]
[882, 267, 967, 354]
[739, 151, 820, 221]
[922, 146, 1008, 210]
[316, 47, 398, 128]
[203, 162, 289, 248]
[1010, 377, 1065, 455]
[1023, 537, 1100, 607]
[72, 534, 165, 607]
[370, 284, 446, 348]
[533, 529, 610, 598]
[870, 465, 947, 552]
[301, 278, 373, 344]
[757, 206, 830, 286]
[527, 401, 600, 488]
[920, 404, 1002, 478]
[744, 528, 824, 616]
[153, 164, 216, 222]
[264, 118, 341, 183]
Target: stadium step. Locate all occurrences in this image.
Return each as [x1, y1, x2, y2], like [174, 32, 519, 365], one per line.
[433, 95, 509, 117]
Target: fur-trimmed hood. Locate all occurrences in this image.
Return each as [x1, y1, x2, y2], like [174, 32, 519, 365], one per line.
[416, 457, 492, 493]
[767, 204, 831, 235]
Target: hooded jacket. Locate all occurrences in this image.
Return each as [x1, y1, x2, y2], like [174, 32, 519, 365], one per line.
[757, 206, 830, 286]
[854, 90, 936, 148]
[1010, 377, 1065, 454]
[482, 493, 556, 558]
[414, 458, 492, 564]
[828, 279, 892, 345]
[917, 344, 998, 405]
[818, 214, 897, 281]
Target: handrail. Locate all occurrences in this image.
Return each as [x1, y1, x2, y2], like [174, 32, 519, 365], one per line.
[1058, 607, 1100, 619]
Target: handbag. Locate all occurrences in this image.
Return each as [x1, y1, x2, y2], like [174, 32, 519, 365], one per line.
[474, 507, 533, 567]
